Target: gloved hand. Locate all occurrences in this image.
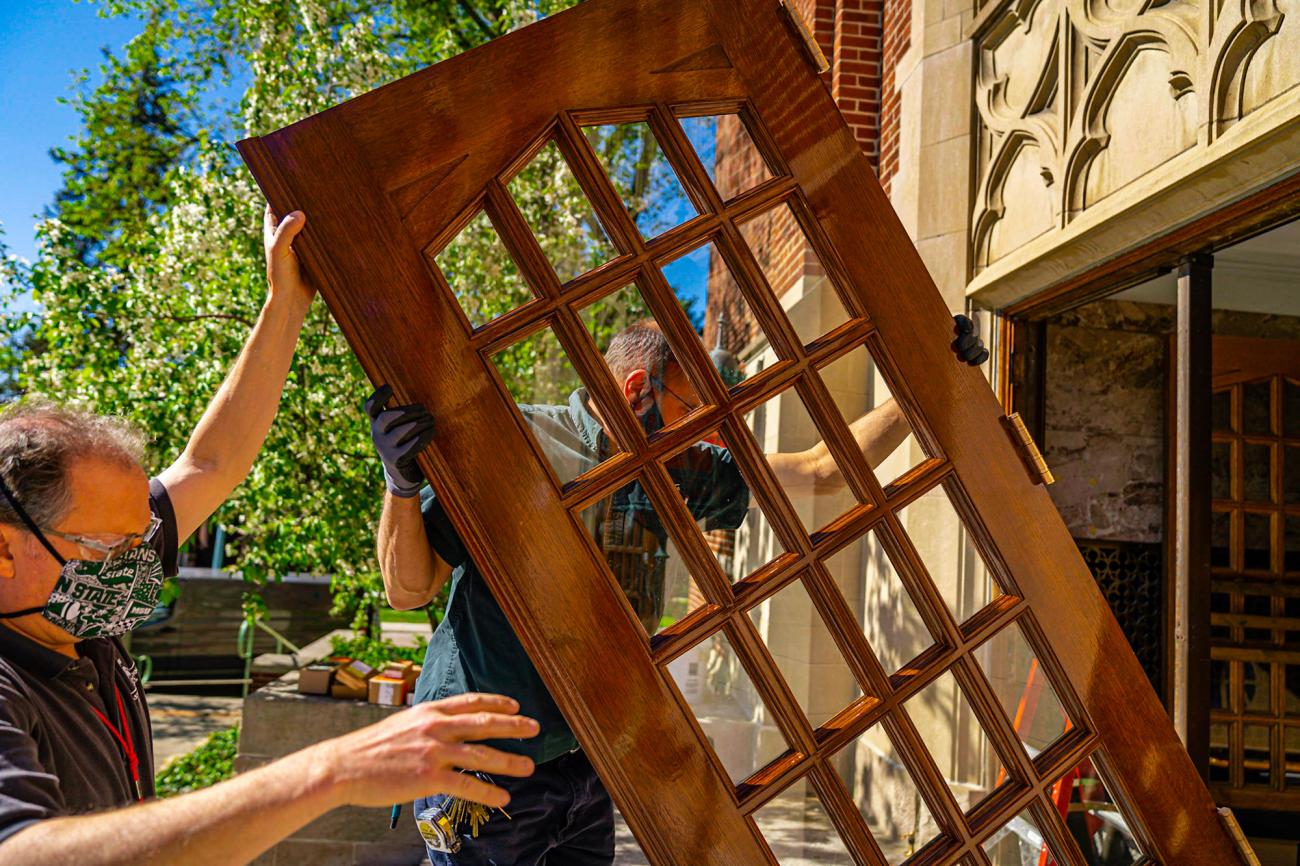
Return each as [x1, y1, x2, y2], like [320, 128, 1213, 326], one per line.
[952, 314, 989, 366]
[366, 384, 436, 498]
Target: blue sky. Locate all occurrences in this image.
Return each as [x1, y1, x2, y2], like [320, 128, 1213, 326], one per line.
[0, 0, 142, 267]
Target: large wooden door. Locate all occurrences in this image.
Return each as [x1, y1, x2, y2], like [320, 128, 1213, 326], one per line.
[1209, 336, 1300, 816]
[238, 1, 1245, 863]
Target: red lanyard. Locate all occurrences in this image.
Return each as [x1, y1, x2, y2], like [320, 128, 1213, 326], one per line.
[88, 685, 142, 801]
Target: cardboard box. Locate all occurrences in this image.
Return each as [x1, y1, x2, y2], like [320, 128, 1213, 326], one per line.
[369, 675, 407, 707]
[328, 658, 377, 700]
[297, 663, 335, 696]
[380, 660, 417, 686]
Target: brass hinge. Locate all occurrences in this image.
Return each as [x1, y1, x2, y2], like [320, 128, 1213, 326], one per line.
[1217, 808, 1263, 866]
[779, 0, 831, 74]
[1003, 413, 1054, 486]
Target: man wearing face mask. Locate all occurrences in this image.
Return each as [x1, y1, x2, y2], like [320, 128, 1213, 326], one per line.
[369, 316, 988, 865]
[0, 208, 540, 865]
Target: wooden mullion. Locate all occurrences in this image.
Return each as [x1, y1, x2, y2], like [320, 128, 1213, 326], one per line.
[795, 369, 888, 507]
[885, 705, 976, 845]
[641, 212, 724, 264]
[726, 610, 820, 756]
[551, 303, 649, 457]
[718, 413, 811, 557]
[878, 509, 967, 657]
[806, 758, 892, 866]
[640, 460, 737, 605]
[567, 104, 655, 126]
[803, 558, 895, 699]
[649, 102, 726, 221]
[485, 178, 563, 300]
[784, 190, 869, 323]
[715, 213, 809, 364]
[554, 111, 644, 256]
[636, 264, 732, 408]
[723, 174, 801, 223]
[1026, 793, 1091, 866]
[950, 651, 1042, 793]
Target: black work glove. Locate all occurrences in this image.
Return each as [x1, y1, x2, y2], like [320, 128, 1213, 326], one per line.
[952, 314, 989, 366]
[365, 384, 436, 498]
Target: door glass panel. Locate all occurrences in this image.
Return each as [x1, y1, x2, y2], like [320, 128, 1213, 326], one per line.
[976, 622, 1072, 759]
[1210, 660, 1230, 710]
[820, 344, 925, 489]
[1244, 513, 1272, 571]
[1244, 661, 1272, 713]
[661, 241, 767, 371]
[1243, 443, 1272, 502]
[706, 430, 789, 581]
[1209, 722, 1231, 783]
[823, 529, 936, 677]
[832, 723, 941, 864]
[1243, 379, 1273, 436]
[1212, 510, 1231, 568]
[665, 629, 789, 784]
[1243, 724, 1272, 785]
[897, 484, 1001, 625]
[508, 141, 618, 282]
[982, 810, 1049, 866]
[580, 282, 655, 360]
[1212, 389, 1231, 433]
[1245, 594, 1273, 642]
[1287, 665, 1300, 716]
[1046, 758, 1143, 866]
[744, 386, 859, 536]
[582, 122, 698, 239]
[492, 326, 622, 485]
[738, 204, 851, 346]
[753, 777, 854, 865]
[906, 669, 1007, 814]
[1286, 446, 1300, 504]
[677, 112, 775, 201]
[1286, 727, 1300, 788]
[435, 209, 534, 328]
[1286, 380, 1300, 437]
[1211, 442, 1231, 501]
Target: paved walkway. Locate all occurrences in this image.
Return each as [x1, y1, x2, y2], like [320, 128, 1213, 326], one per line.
[146, 692, 243, 767]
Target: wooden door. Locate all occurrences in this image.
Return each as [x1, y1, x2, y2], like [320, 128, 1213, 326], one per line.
[238, 1, 1245, 863]
[1209, 336, 1300, 815]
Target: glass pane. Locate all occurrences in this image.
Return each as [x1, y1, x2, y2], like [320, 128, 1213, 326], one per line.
[1211, 590, 1231, 641]
[1210, 660, 1230, 710]
[1244, 443, 1272, 503]
[1243, 379, 1273, 436]
[754, 777, 854, 865]
[983, 810, 1048, 866]
[1211, 442, 1231, 501]
[1286, 380, 1300, 437]
[1047, 758, 1143, 866]
[1244, 661, 1272, 714]
[833, 724, 941, 863]
[665, 629, 789, 784]
[738, 204, 851, 346]
[1245, 594, 1272, 642]
[1287, 727, 1300, 787]
[1243, 724, 1272, 785]
[1244, 512, 1272, 571]
[1212, 510, 1231, 569]
[1289, 596, 1300, 644]
[1287, 665, 1300, 716]
[1287, 516, 1300, 573]
[1209, 722, 1230, 783]
[662, 241, 767, 371]
[1287, 446, 1300, 504]
[508, 141, 618, 283]
[678, 112, 775, 201]
[906, 670, 1007, 814]
[435, 210, 533, 328]
[711, 431, 789, 581]
[491, 327, 620, 485]
[976, 622, 1072, 759]
[750, 579, 860, 728]
[744, 386, 859, 536]
[1212, 389, 1232, 433]
[897, 484, 1001, 624]
[583, 122, 697, 239]
[820, 345, 925, 488]
[824, 529, 936, 677]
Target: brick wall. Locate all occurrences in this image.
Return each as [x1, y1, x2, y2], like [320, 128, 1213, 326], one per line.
[878, 0, 910, 189]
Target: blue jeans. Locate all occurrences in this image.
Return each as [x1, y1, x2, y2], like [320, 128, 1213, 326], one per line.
[415, 749, 614, 865]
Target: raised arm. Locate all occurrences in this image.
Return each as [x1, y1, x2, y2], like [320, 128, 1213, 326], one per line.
[0, 694, 537, 866]
[764, 398, 911, 490]
[156, 207, 315, 540]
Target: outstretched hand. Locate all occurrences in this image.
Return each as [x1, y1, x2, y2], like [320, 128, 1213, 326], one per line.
[264, 204, 315, 309]
[951, 314, 989, 366]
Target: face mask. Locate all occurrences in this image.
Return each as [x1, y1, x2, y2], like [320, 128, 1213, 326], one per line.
[0, 477, 163, 639]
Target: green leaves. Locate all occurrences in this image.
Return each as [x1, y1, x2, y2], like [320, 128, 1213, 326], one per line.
[154, 724, 238, 797]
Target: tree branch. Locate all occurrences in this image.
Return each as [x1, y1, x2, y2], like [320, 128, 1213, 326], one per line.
[157, 312, 257, 329]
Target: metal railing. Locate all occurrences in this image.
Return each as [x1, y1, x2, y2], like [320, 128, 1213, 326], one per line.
[136, 612, 305, 697]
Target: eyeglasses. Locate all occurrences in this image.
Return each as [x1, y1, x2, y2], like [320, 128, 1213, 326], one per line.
[650, 374, 703, 413]
[40, 516, 162, 563]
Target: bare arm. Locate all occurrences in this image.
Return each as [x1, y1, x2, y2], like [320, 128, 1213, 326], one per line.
[379, 492, 453, 609]
[765, 399, 910, 490]
[157, 208, 314, 540]
[0, 694, 537, 866]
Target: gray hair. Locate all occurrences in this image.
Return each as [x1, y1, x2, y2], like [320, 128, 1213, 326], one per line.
[604, 320, 677, 382]
[0, 396, 147, 530]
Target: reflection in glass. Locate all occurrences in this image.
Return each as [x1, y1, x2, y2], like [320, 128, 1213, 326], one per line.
[745, 386, 859, 535]
[906, 670, 1006, 814]
[435, 210, 533, 328]
[738, 204, 850, 346]
[666, 629, 788, 784]
[1211, 442, 1231, 501]
[820, 345, 923, 489]
[508, 141, 618, 283]
[983, 810, 1048, 866]
[1046, 759, 1143, 866]
[1244, 724, 1272, 785]
[976, 622, 1072, 759]
[678, 112, 775, 201]
[1209, 723, 1231, 783]
[1243, 443, 1272, 502]
[754, 778, 854, 865]
[583, 122, 697, 239]
[1210, 660, 1230, 710]
[750, 580, 860, 728]
[824, 530, 935, 676]
[1243, 379, 1272, 436]
[1244, 512, 1272, 571]
[832, 724, 940, 863]
[897, 484, 1000, 625]
[1244, 661, 1272, 714]
[491, 327, 621, 486]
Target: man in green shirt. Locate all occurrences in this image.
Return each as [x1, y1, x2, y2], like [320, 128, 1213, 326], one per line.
[370, 317, 986, 864]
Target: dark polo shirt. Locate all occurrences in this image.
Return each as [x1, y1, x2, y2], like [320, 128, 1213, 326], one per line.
[0, 478, 178, 844]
